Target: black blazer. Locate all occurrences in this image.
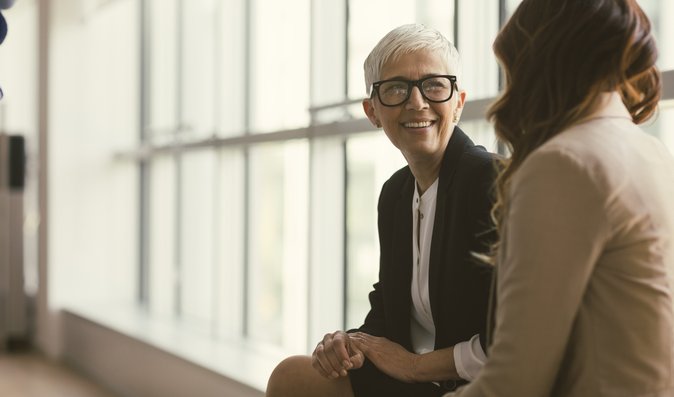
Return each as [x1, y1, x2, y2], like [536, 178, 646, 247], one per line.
[356, 126, 497, 353]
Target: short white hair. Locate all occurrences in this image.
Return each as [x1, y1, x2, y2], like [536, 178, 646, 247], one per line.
[363, 23, 462, 96]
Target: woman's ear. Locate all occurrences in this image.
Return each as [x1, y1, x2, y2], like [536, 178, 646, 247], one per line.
[457, 90, 467, 108]
[362, 98, 381, 128]
[453, 90, 467, 122]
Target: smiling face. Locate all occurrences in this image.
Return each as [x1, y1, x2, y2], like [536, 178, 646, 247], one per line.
[363, 49, 465, 165]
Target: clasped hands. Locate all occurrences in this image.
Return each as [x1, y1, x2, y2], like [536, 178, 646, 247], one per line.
[311, 330, 419, 383]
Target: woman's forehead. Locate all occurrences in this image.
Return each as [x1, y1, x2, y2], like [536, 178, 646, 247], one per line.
[380, 50, 450, 79]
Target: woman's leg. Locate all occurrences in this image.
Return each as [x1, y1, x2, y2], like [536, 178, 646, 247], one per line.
[266, 355, 355, 397]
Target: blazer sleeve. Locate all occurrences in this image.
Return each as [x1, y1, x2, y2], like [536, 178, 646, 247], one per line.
[450, 148, 610, 397]
[447, 152, 497, 352]
[467, 156, 499, 258]
[470, 158, 498, 353]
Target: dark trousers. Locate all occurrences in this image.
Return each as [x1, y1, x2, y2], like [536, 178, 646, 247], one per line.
[349, 359, 464, 397]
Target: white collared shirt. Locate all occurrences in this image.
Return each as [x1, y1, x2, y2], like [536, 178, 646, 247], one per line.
[411, 178, 487, 381]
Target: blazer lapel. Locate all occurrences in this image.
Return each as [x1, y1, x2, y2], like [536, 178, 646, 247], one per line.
[390, 171, 415, 348]
[428, 127, 472, 325]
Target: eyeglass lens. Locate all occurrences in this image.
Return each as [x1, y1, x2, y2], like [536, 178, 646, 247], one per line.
[377, 76, 453, 106]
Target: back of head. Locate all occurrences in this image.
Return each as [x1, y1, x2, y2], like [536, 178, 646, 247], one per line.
[489, 0, 660, 157]
[487, 0, 661, 254]
[363, 23, 461, 96]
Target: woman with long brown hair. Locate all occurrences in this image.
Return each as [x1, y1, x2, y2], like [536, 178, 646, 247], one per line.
[446, 0, 674, 396]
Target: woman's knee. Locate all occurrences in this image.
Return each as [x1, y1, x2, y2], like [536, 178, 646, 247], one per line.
[266, 355, 312, 396]
[266, 355, 353, 397]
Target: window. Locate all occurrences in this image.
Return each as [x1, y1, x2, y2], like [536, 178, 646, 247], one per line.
[457, 0, 500, 99]
[30, 1, 672, 388]
[345, 132, 405, 328]
[148, 154, 177, 318]
[136, 0, 674, 357]
[642, 100, 674, 153]
[639, 0, 674, 70]
[348, 0, 454, 100]
[181, 0, 217, 139]
[250, 0, 311, 133]
[214, 148, 246, 340]
[48, 0, 139, 307]
[248, 140, 309, 350]
[146, 0, 178, 144]
[180, 150, 217, 326]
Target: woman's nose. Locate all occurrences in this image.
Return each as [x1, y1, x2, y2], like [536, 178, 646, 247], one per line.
[405, 86, 429, 110]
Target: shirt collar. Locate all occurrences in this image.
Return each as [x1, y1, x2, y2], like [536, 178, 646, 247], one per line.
[591, 91, 633, 121]
[413, 178, 439, 207]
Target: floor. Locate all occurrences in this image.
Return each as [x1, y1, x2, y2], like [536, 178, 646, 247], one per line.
[0, 352, 119, 397]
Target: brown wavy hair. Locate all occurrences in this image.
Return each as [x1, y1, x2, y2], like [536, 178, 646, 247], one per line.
[487, 0, 661, 260]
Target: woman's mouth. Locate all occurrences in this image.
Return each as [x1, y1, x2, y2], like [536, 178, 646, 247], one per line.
[402, 120, 434, 128]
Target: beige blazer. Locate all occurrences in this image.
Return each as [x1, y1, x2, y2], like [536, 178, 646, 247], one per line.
[450, 93, 674, 397]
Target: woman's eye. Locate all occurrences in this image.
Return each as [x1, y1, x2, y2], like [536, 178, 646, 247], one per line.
[384, 83, 407, 95]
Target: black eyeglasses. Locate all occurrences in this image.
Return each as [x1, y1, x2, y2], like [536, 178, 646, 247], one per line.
[371, 75, 457, 107]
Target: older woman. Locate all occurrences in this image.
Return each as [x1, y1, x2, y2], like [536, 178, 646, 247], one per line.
[266, 24, 497, 397]
[447, 1, 674, 396]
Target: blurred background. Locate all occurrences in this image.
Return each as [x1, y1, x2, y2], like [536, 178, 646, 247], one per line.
[0, 0, 672, 396]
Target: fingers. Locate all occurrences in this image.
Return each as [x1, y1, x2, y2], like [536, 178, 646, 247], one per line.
[349, 332, 372, 352]
[311, 331, 353, 379]
[311, 341, 333, 378]
[324, 332, 350, 377]
[329, 331, 353, 365]
[349, 350, 365, 369]
[349, 332, 380, 363]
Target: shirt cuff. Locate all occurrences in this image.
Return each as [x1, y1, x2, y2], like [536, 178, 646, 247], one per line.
[453, 333, 487, 381]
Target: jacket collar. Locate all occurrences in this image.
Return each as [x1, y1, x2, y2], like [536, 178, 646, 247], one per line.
[438, 126, 473, 193]
[399, 125, 474, 199]
[583, 91, 633, 123]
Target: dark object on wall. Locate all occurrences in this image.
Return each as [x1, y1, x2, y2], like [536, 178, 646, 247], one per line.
[7, 135, 25, 190]
[0, 133, 28, 351]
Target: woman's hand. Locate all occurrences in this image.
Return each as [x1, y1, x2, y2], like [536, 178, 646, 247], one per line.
[349, 332, 419, 383]
[311, 330, 365, 379]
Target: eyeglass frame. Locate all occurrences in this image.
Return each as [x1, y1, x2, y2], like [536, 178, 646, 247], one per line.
[370, 74, 457, 107]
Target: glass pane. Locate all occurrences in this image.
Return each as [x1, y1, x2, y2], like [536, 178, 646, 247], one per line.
[49, 0, 139, 305]
[147, 0, 178, 143]
[148, 155, 177, 317]
[308, 137, 345, 348]
[660, 101, 674, 153]
[250, 0, 311, 133]
[345, 132, 406, 329]
[248, 140, 309, 350]
[459, 120, 498, 153]
[643, 100, 674, 153]
[311, 0, 347, 113]
[215, 148, 246, 340]
[182, 0, 217, 139]
[180, 150, 217, 328]
[639, 0, 674, 70]
[348, 0, 454, 100]
[217, 0, 246, 137]
[657, 4, 674, 71]
[457, 0, 500, 99]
